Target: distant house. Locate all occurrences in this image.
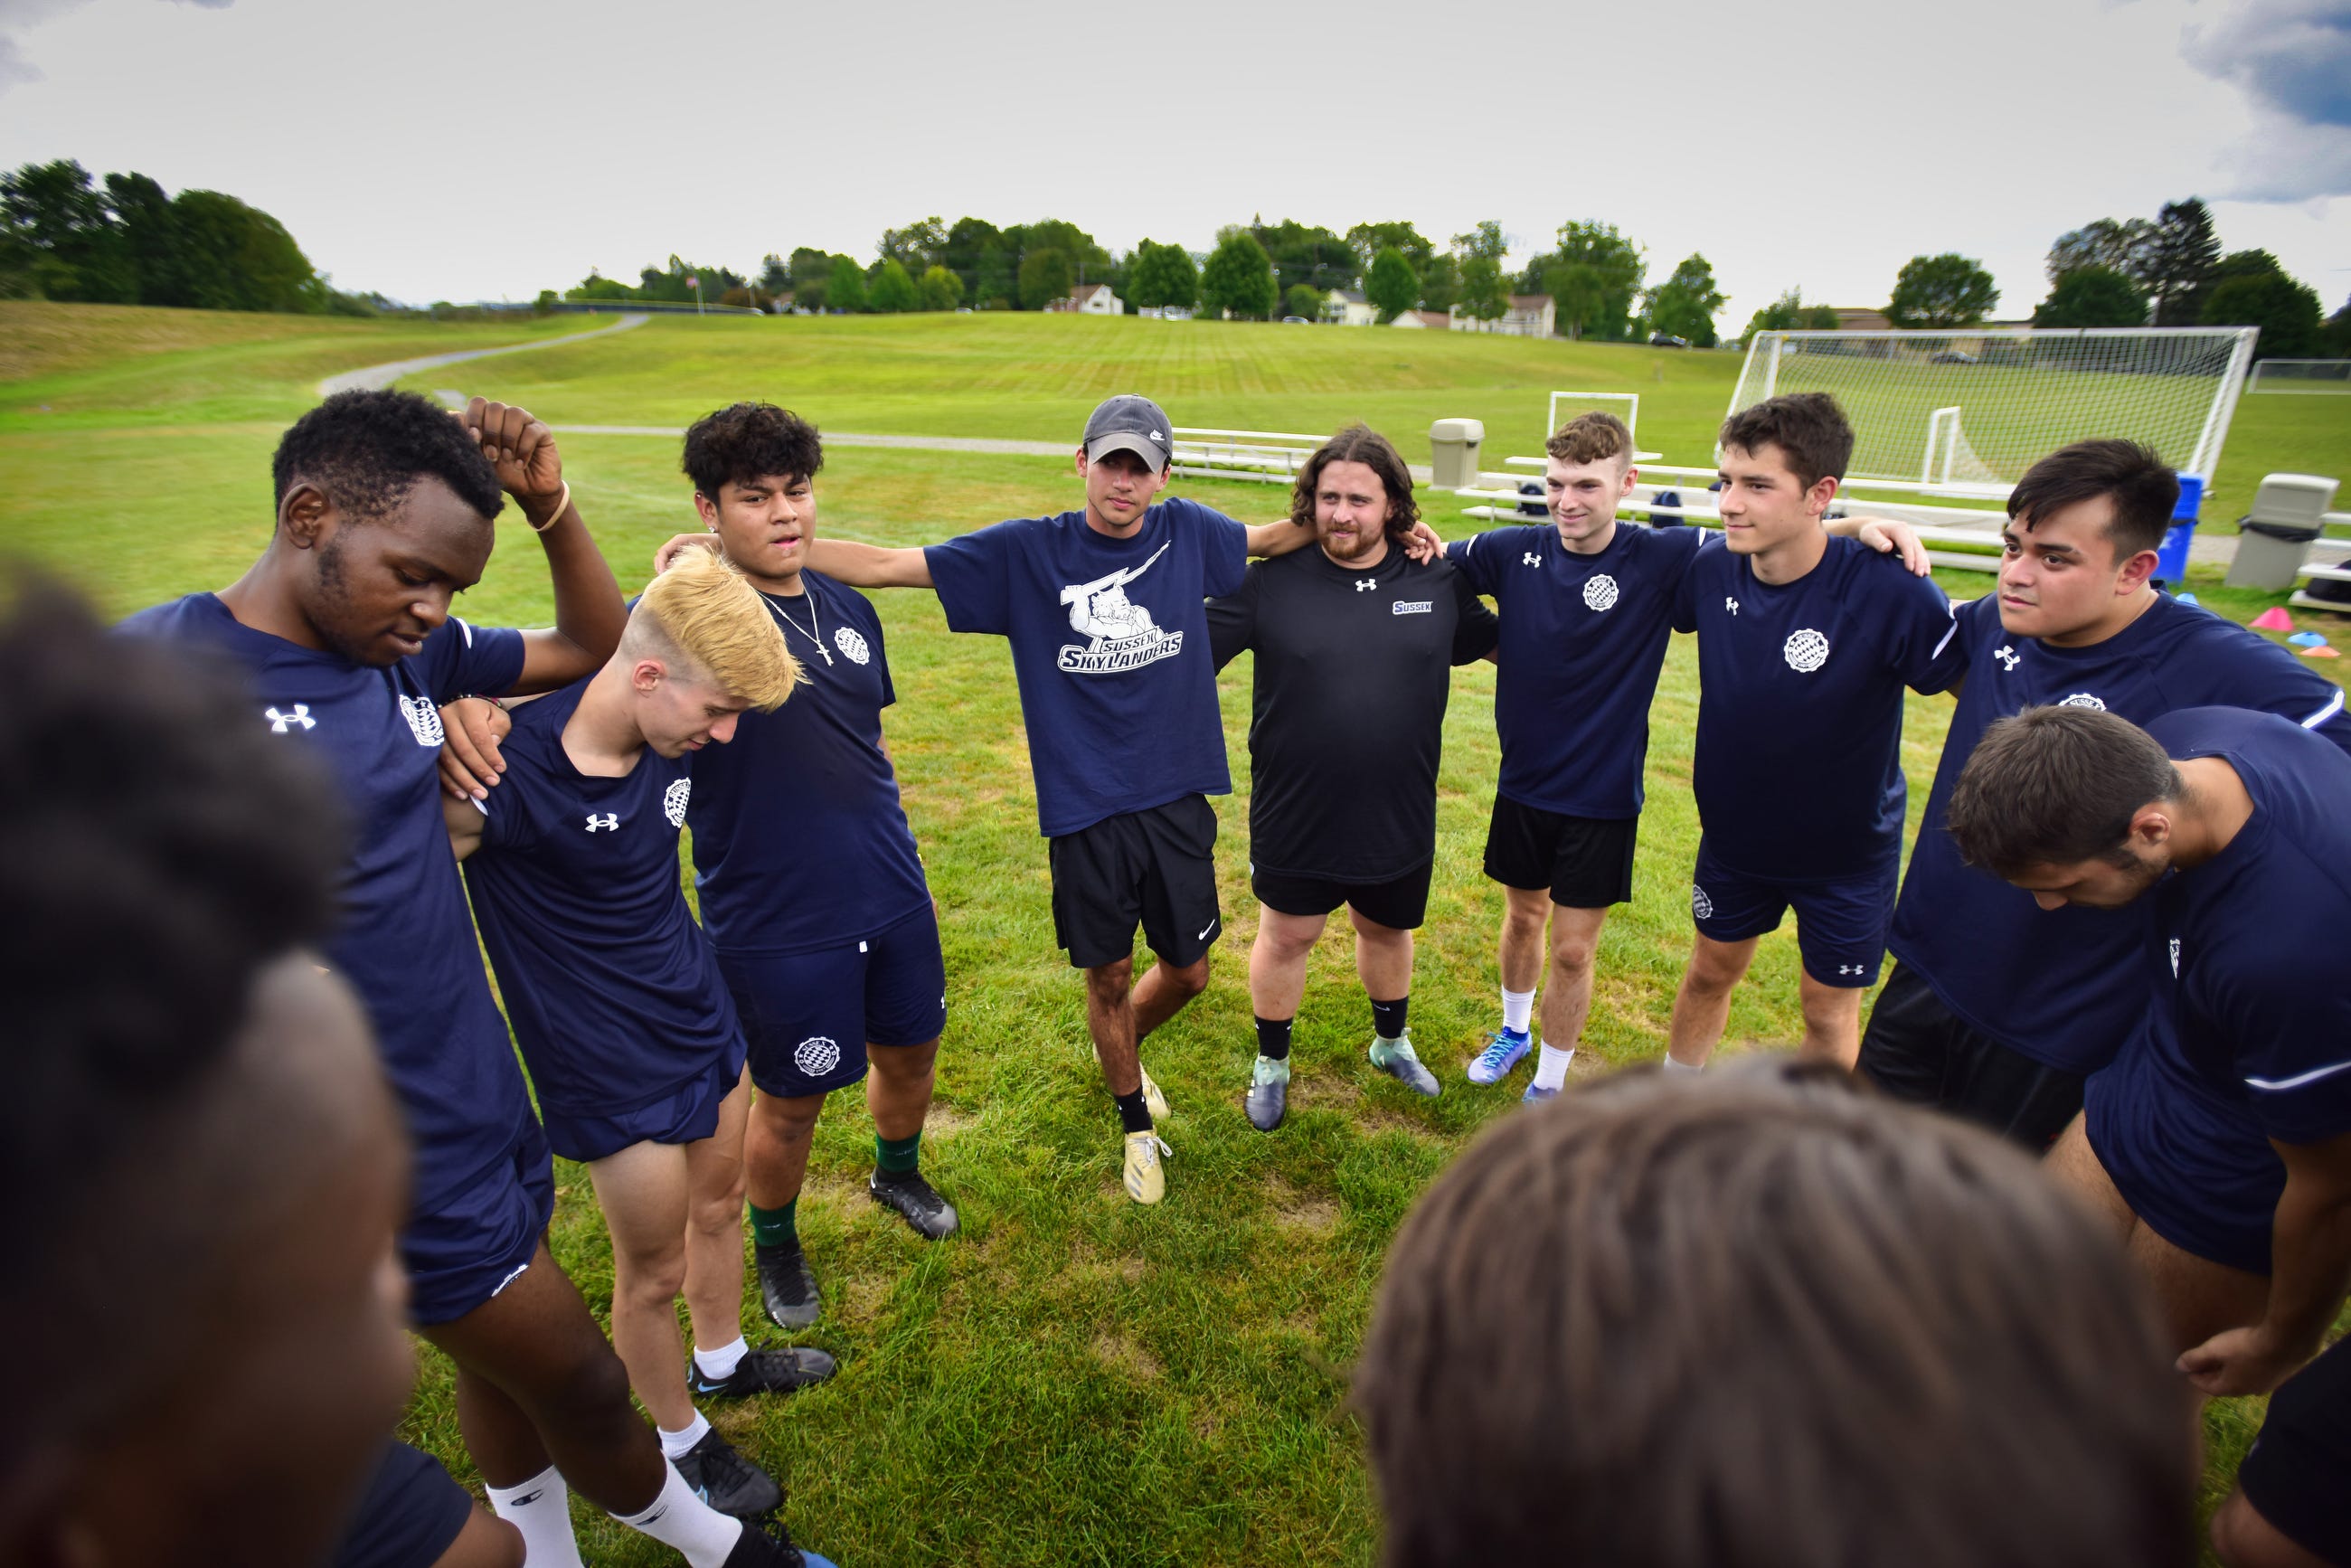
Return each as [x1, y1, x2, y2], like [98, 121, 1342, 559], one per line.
[1048, 283, 1125, 316]
[1324, 288, 1378, 326]
[1449, 296, 1557, 336]
[1390, 309, 1452, 330]
[1832, 307, 1893, 332]
[1138, 304, 1194, 321]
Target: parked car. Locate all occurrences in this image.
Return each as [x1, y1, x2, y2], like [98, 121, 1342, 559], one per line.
[1649, 332, 1690, 348]
[1930, 350, 1978, 364]
[1281, 316, 1311, 325]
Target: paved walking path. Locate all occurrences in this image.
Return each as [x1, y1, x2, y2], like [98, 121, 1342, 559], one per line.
[316, 313, 649, 396]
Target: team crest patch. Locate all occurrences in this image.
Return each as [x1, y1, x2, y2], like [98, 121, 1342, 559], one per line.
[2059, 692, 2108, 710]
[833, 627, 870, 665]
[664, 778, 691, 827]
[1582, 574, 1620, 612]
[1783, 628, 1830, 673]
[398, 693, 445, 747]
[1056, 543, 1184, 675]
[793, 1035, 842, 1077]
[1692, 883, 1714, 921]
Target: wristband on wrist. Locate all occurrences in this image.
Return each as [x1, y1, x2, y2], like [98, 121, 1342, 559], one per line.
[527, 480, 571, 534]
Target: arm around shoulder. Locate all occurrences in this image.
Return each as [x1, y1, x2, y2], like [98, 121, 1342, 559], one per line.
[804, 537, 933, 589]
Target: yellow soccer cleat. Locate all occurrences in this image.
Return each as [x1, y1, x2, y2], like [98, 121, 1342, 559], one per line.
[1138, 1063, 1170, 1122]
[1122, 1130, 1170, 1204]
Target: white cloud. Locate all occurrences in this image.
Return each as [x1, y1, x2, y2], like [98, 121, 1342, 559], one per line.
[2184, 0, 2351, 198]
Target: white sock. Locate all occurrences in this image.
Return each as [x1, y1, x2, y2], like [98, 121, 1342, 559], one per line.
[1662, 1053, 1704, 1075]
[614, 1460, 745, 1568]
[693, 1335, 749, 1382]
[1501, 987, 1534, 1034]
[487, 1465, 585, 1568]
[1534, 1043, 1574, 1091]
[657, 1408, 712, 1459]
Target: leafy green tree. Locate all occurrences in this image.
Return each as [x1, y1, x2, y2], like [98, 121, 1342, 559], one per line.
[2147, 198, 2222, 326]
[917, 265, 964, 311]
[1364, 246, 1419, 322]
[534, 288, 559, 314]
[879, 216, 947, 275]
[1251, 218, 1358, 296]
[1457, 253, 1507, 322]
[565, 269, 636, 301]
[826, 254, 867, 312]
[1544, 263, 1604, 339]
[1418, 254, 1460, 313]
[168, 190, 321, 313]
[1743, 288, 1809, 339]
[974, 246, 1015, 308]
[1643, 253, 1726, 345]
[788, 248, 834, 289]
[1346, 221, 1432, 275]
[1199, 231, 1276, 319]
[867, 258, 919, 313]
[1, 158, 131, 301]
[2034, 266, 2148, 327]
[1452, 219, 1507, 263]
[758, 253, 790, 294]
[1525, 222, 1644, 340]
[1017, 247, 1073, 310]
[1284, 282, 1323, 320]
[1887, 253, 1997, 328]
[1125, 240, 1198, 311]
[1005, 218, 1112, 296]
[2325, 297, 2351, 355]
[2045, 218, 2157, 287]
[941, 216, 1004, 297]
[2201, 264, 2324, 357]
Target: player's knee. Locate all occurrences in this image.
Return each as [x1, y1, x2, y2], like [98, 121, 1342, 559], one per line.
[539, 1339, 639, 1435]
[1169, 955, 1212, 997]
[616, 1242, 689, 1307]
[1086, 957, 1135, 997]
[1548, 936, 1598, 979]
[2207, 1491, 2270, 1568]
[873, 1039, 939, 1082]
[758, 1093, 824, 1148]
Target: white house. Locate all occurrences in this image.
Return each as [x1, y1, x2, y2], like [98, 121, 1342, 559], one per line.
[1064, 283, 1124, 315]
[1389, 309, 1452, 330]
[1323, 288, 1379, 326]
[1450, 296, 1557, 336]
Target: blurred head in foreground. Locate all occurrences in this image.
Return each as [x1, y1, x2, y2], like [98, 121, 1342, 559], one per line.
[0, 580, 413, 1566]
[1354, 1060, 2192, 1568]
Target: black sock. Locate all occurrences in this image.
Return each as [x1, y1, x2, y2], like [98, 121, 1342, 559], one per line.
[1114, 1088, 1153, 1134]
[1255, 1015, 1294, 1061]
[1371, 995, 1410, 1040]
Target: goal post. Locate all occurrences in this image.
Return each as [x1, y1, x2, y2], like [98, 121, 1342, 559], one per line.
[1727, 327, 2260, 495]
[2248, 359, 2351, 394]
[1547, 390, 1638, 445]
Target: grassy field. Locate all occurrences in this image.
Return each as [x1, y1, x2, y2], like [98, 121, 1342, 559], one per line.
[3, 303, 2347, 1566]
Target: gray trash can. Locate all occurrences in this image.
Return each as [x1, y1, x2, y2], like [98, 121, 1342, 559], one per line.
[1429, 418, 1485, 489]
[2225, 472, 2338, 592]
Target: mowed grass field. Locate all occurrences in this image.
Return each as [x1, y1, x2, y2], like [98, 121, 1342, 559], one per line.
[4, 303, 2348, 1566]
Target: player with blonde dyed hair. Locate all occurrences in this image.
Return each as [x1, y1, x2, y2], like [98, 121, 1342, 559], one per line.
[445, 551, 836, 1527]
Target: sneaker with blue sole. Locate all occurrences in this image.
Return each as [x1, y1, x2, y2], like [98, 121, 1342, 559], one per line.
[1521, 1082, 1561, 1104]
[1468, 1026, 1532, 1085]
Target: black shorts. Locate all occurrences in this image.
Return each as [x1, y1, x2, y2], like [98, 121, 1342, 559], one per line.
[1483, 794, 1638, 909]
[2239, 1335, 2351, 1564]
[1251, 861, 1432, 930]
[331, 1440, 475, 1568]
[1857, 962, 2085, 1152]
[1049, 795, 1223, 970]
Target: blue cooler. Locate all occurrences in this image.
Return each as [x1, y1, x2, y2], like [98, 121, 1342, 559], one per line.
[2154, 473, 2205, 587]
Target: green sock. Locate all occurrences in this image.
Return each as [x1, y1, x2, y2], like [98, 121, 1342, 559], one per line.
[876, 1131, 922, 1176]
[750, 1198, 798, 1249]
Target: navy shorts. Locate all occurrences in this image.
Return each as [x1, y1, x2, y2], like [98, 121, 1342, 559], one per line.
[722, 900, 948, 1099]
[539, 1036, 747, 1164]
[401, 1115, 556, 1327]
[1252, 862, 1432, 931]
[1688, 840, 1897, 987]
[332, 1440, 475, 1568]
[2085, 1036, 2280, 1277]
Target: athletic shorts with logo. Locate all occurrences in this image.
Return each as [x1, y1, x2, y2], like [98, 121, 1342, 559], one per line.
[1251, 860, 1432, 931]
[1483, 793, 1638, 908]
[1049, 794, 1223, 970]
[2238, 1335, 2351, 1565]
[537, 1034, 748, 1165]
[1689, 838, 1897, 987]
[722, 900, 949, 1098]
[331, 1440, 476, 1568]
[401, 1115, 555, 1327]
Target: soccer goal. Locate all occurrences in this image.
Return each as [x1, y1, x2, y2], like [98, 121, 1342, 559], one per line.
[2248, 359, 2351, 394]
[1728, 328, 2260, 496]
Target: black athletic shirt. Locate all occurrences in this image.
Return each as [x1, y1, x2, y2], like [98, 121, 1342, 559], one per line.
[1206, 543, 1497, 881]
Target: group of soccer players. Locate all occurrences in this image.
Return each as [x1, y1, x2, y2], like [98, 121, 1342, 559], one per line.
[42, 369, 2344, 1567]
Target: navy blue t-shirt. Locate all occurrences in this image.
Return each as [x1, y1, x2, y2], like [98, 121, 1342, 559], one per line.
[926, 496, 1249, 837]
[1446, 522, 1710, 819]
[1891, 593, 2351, 1073]
[2085, 709, 2351, 1252]
[688, 572, 930, 955]
[118, 594, 531, 1213]
[463, 680, 742, 1115]
[1670, 534, 1963, 881]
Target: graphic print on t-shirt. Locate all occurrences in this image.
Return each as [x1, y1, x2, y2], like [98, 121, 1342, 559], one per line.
[1059, 542, 1180, 673]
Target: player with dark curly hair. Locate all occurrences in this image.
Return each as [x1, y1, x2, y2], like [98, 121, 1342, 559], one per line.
[125, 391, 820, 1567]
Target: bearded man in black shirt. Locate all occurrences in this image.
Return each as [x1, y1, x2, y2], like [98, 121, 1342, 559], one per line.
[1207, 425, 1499, 1131]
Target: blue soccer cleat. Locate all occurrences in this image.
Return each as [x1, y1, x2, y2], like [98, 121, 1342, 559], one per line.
[1468, 1026, 1532, 1085]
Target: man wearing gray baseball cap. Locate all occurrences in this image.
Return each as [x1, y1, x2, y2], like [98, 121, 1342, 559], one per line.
[741, 394, 1326, 1204]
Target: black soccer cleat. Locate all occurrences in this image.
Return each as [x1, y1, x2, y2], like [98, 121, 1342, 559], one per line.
[674, 1427, 783, 1519]
[689, 1344, 838, 1400]
[869, 1167, 959, 1240]
[755, 1239, 820, 1330]
[720, 1516, 827, 1567]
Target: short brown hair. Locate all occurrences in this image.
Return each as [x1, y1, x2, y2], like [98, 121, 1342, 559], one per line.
[2007, 439, 2179, 564]
[1946, 705, 2181, 879]
[1546, 410, 1634, 467]
[1355, 1061, 2190, 1568]
[1290, 423, 1419, 540]
[1718, 392, 1854, 491]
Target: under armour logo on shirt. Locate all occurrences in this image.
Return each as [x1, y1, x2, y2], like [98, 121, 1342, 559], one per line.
[265, 704, 314, 732]
[584, 813, 619, 832]
[1995, 645, 2021, 672]
[1355, 577, 1379, 592]
[1522, 553, 1542, 567]
[1724, 597, 1740, 615]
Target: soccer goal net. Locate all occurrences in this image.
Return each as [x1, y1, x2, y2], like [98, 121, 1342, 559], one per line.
[2248, 359, 2351, 394]
[1728, 328, 2259, 495]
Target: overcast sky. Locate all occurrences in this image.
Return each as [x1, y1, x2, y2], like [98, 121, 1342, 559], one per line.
[2, 0, 2346, 328]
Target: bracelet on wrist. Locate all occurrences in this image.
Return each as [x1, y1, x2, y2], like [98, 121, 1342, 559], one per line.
[527, 480, 571, 534]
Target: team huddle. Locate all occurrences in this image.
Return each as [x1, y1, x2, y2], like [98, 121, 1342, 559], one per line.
[59, 374, 2351, 1567]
